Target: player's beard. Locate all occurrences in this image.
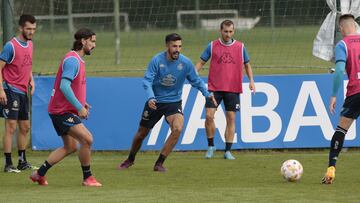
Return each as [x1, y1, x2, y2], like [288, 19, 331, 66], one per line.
[170, 51, 179, 60]
[84, 47, 93, 55]
[222, 36, 232, 43]
[22, 32, 32, 41]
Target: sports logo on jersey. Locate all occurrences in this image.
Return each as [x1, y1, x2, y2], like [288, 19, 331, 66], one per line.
[160, 64, 165, 68]
[21, 54, 32, 66]
[217, 52, 235, 64]
[160, 74, 177, 86]
[177, 63, 183, 70]
[142, 110, 149, 120]
[236, 104, 240, 110]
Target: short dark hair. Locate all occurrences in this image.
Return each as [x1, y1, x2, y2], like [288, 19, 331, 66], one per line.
[220, 20, 234, 29]
[339, 14, 355, 23]
[165, 33, 182, 44]
[72, 28, 96, 51]
[19, 14, 36, 27]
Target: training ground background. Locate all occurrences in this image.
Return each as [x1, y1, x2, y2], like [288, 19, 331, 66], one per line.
[0, 26, 359, 202]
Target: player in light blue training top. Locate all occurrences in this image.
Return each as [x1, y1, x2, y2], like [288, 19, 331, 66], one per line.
[118, 33, 217, 172]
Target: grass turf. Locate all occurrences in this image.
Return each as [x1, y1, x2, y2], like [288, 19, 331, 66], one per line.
[0, 150, 359, 202]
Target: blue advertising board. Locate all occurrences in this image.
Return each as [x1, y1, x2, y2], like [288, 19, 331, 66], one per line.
[31, 74, 359, 150]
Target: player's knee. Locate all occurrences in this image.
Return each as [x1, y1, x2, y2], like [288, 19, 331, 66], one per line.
[137, 127, 150, 139]
[138, 134, 147, 140]
[226, 114, 236, 123]
[19, 125, 30, 135]
[84, 135, 93, 147]
[6, 124, 17, 135]
[171, 125, 183, 135]
[205, 114, 215, 122]
[66, 145, 77, 154]
[226, 117, 235, 124]
[77, 133, 93, 147]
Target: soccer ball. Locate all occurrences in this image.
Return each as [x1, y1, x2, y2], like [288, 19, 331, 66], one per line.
[280, 159, 303, 182]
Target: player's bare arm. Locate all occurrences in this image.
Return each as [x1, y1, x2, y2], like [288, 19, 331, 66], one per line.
[244, 62, 255, 94]
[0, 60, 7, 105]
[29, 72, 35, 95]
[329, 96, 336, 114]
[195, 59, 206, 72]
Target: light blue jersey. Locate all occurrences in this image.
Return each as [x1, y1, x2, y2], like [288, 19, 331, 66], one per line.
[59, 56, 82, 111]
[332, 40, 346, 96]
[143, 52, 211, 103]
[334, 40, 347, 63]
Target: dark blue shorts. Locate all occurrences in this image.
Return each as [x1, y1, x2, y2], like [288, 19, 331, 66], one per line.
[140, 101, 183, 129]
[205, 91, 240, 111]
[341, 93, 360, 119]
[0, 88, 29, 120]
[49, 113, 82, 136]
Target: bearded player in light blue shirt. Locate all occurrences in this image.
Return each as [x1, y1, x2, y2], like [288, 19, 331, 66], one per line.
[118, 33, 217, 172]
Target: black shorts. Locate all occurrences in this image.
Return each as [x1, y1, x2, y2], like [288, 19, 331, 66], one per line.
[0, 88, 29, 120]
[205, 91, 240, 111]
[49, 113, 82, 136]
[341, 93, 360, 119]
[140, 101, 183, 129]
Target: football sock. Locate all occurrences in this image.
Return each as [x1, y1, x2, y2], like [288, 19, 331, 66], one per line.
[38, 160, 52, 176]
[18, 150, 26, 163]
[155, 154, 166, 165]
[128, 152, 136, 162]
[207, 138, 214, 147]
[81, 165, 92, 180]
[4, 153, 12, 166]
[329, 126, 347, 167]
[225, 142, 232, 152]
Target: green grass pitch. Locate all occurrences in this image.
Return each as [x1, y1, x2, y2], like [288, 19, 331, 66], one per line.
[0, 150, 360, 202]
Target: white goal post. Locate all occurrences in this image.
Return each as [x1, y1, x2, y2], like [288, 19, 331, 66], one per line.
[35, 12, 131, 32]
[177, 9, 239, 29]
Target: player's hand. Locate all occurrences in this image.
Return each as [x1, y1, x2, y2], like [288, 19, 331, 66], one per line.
[0, 89, 7, 105]
[29, 80, 35, 95]
[148, 99, 157, 110]
[249, 80, 256, 95]
[84, 103, 91, 117]
[329, 96, 336, 115]
[208, 93, 218, 107]
[78, 107, 89, 119]
[85, 103, 92, 111]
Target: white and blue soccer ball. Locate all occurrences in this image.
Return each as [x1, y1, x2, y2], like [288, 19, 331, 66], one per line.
[280, 159, 303, 182]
